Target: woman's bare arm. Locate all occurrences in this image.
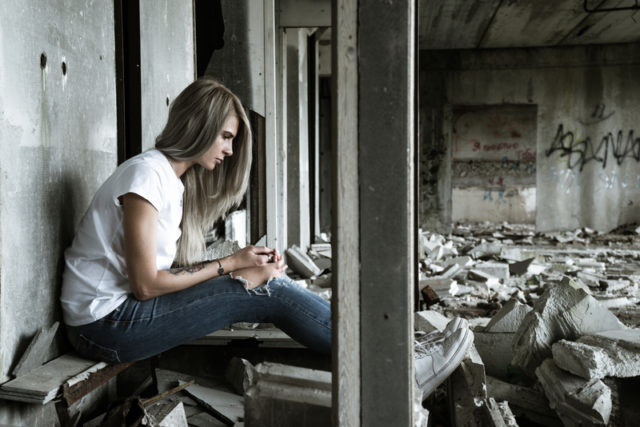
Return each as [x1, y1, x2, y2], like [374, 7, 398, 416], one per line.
[122, 193, 279, 300]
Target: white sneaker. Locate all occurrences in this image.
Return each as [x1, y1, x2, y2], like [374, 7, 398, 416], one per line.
[414, 326, 473, 400]
[414, 317, 468, 345]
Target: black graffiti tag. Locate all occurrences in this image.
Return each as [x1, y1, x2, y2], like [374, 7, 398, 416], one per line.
[546, 124, 640, 171]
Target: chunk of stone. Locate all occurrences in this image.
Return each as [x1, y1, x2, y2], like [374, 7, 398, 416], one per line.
[536, 359, 611, 426]
[225, 357, 255, 395]
[485, 299, 532, 333]
[143, 401, 188, 427]
[419, 278, 458, 297]
[468, 269, 500, 286]
[414, 310, 450, 333]
[475, 262, 510, 280]
[552, 329, 640, 380]
[244, 362, 331, 427]
[474, 331, 514, 379]
[484, 398, 519, 427]
[469, 241, 502, 259]
[439, 263, 462, 279]
[285, 245, 322, 278]
[447, 346, 488, 426]
[577, 271, 607, 288]
[486, 376, 559, 426]
[444, 256, 474, 269]
[511, 279, 626, 376]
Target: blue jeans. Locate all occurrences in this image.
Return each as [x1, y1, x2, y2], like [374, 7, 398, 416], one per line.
[66, 276, 331, 363]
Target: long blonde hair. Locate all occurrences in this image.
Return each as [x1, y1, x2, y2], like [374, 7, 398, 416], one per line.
[156, 78, 252, 266]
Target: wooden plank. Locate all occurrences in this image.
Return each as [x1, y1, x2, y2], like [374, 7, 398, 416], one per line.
[12, 321, 59, 377]
[332, 0, 360, 425]
[0, 354, 98, 404]
[419, 0, 502, 49]
[63, 361, 133, 406]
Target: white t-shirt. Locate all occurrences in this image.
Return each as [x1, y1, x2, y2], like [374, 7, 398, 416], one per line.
[61, 149, 184, 326]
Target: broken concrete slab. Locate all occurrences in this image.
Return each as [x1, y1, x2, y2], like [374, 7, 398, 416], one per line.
[244, 362, 331, 427]
[447, 345, 487, 426]
[486, 376, 561, 426]
[468, 269, 501, 287]
[181, 380, 244, 425]
[143, 400, 188, 427]
[484, 397, 518, 427]
[475, 262, 510, 280]
[12, 322, 59, 377]
[419, 277, 458, 298]
[225, 357, 255, 395]
[511, 278, 627, 376]
[484, 299, 532, 333]
[468, 241, 502, 259]
[444, 255, 474, 269]
[414, 310, 450, 333]
[285, 245, 322, 278]
[552, 329, 640, 380]
[474, 331, 514, 379]
[536, 358, 612, 426]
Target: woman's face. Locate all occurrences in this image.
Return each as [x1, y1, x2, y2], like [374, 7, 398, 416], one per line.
[197, 114, 239, 171]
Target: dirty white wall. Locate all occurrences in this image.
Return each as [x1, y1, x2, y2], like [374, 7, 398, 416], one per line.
[0, 0, 195, 423]
[0, 0, 117, 423]
[420, 43, 640, 232]
[451, 104, 537, 224]
[140, 0, 195, 151]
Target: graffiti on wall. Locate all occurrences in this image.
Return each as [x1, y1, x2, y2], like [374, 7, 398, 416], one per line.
[545, 124, 640, 171]
[549, 166, 640, 194]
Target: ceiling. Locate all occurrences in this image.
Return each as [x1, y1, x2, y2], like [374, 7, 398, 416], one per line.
[419, 0, 640, 50]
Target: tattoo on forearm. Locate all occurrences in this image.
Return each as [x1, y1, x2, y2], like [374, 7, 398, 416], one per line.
[169, 262, 209, 275]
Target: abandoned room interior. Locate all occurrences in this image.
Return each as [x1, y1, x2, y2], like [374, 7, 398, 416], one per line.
[1, 0, 640, 425]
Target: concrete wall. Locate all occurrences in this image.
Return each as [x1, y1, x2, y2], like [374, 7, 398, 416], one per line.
[140, 0, 195, 151]
[420, 43, 640, 232]
[0, 0, 117, 422]
[205, 0, 265, 116]
[451, 104, 537, 224]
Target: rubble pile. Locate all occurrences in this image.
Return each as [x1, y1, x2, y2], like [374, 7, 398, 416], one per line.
[417, 222, 640, 426]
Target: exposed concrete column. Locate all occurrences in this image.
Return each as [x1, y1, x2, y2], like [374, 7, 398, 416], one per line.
[358, 0, 416, 425]
[285, 28, 311, 250]
[262, 0, 289, 251]
[332, 0, 416, 425]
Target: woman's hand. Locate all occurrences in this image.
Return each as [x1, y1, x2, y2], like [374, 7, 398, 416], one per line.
[232, 253, 288, 290]
[224, 245, 279, 271]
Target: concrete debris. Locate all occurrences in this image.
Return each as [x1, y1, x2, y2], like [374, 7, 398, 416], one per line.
[12, 322, 60, 378]
[180, 380, 244, 425]
[552, 328, 640, 380]
[536, 358, 612, 426]
[225, 357, 256, 395]
[485, 397, 519, 427]
[286, 245, 322, 278]
[468, 241, 502, 259]
[475, 262, 510, 280]
[415, 310, 451, 333]
[484, 299, 532, 333]
[244, 362, 331, 427]
[142, 400, 188, 427]
[486, 376, 560, 426]
[511, 278, 626, 376]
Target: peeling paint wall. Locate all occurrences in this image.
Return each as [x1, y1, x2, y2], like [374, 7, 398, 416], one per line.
[420, 44, 640, 232]
[0, 0, 117, 422]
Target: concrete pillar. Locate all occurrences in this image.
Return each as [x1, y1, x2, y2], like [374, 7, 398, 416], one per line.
[358, 0, 416, 425]
[332, 0, 416, 425]
[285, 28, 311, 250]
